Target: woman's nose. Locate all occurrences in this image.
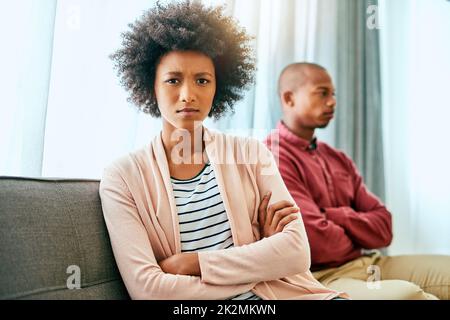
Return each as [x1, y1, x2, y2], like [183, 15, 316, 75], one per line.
[179, 82, 196, 103]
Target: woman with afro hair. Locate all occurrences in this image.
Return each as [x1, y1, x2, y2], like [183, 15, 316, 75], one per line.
[100, 0, 347, 300]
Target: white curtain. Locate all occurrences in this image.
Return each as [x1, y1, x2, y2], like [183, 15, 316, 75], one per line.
[380, 0, 450, 255]
[0, 0, 57, 177]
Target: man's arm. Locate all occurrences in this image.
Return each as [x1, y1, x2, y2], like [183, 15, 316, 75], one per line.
[323, 156, 393, 249]
[277, 153, 360, 267]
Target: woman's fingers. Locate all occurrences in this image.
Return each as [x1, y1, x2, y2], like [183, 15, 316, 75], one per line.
[259, 196, 298, 238]
[258, 191, 272, 226]
[275, 213, 299, 233]
[270, 206, 299, 229]
[258, 193, 271, 225]
[266, 200, 294, 226]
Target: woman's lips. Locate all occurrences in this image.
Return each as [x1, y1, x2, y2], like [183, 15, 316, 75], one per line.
[177, 108, 200, 115]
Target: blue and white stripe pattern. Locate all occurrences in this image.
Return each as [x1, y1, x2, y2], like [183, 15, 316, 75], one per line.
[171, 162, 260, 300]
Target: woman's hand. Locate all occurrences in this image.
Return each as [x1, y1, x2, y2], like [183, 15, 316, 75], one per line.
[258, 192, 299, 238]
[158, 252, 201, 276]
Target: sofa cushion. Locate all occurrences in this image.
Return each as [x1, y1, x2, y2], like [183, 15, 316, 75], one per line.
[0, 177, 129, 300]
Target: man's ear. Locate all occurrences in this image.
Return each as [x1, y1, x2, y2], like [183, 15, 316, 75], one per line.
[282, 91, 295, 107]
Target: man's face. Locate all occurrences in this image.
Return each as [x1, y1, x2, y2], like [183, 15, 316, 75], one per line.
[154, 50, 216, 131]
[292, 70, 336, 129]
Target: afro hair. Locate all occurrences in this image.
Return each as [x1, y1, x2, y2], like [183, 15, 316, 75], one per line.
[110, 0, 256, 119]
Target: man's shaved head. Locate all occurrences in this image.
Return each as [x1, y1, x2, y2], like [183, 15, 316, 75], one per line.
[278, 62, 327, 97]
[277, 62, 336, 141]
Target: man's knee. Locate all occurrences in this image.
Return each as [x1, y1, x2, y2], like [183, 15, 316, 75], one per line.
[391, 280, 437, 300]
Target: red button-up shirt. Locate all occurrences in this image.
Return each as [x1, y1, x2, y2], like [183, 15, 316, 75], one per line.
[264, 121, 393, 270]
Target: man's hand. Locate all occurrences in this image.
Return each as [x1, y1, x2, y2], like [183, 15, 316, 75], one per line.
[158, 252, 201, 276]
[258, 192, 299, 238]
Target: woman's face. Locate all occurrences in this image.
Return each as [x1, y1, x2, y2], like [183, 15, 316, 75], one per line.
[154, 50, 216, 132]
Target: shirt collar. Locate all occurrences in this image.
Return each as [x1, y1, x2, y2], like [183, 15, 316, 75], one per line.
[277, 121, 318, 151]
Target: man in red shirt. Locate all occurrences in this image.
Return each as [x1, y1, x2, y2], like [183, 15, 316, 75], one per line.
[264, 62, 450, 299]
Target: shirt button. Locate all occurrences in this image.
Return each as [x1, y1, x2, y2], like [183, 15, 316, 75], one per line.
[321, 221, 328, 227]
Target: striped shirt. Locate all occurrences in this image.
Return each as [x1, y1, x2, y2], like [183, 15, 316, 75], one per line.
[171, 162, 260, 300]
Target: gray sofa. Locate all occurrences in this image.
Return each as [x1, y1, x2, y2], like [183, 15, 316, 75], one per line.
[0, 176, 129, 299]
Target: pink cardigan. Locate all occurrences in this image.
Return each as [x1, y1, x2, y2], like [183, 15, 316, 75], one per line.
[99, 128, 346, 300]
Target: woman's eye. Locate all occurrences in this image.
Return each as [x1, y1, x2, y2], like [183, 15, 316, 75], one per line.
[197, 79, 210, 85]
[165, 79, 179, 84]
